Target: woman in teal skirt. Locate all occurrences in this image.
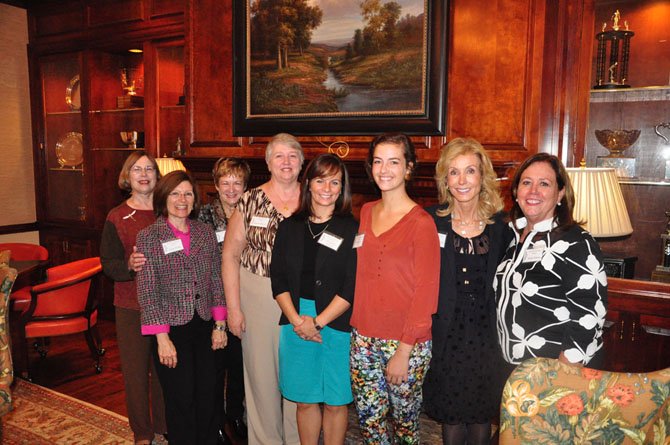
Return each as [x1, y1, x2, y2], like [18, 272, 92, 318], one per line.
[270, 154, 358, 445]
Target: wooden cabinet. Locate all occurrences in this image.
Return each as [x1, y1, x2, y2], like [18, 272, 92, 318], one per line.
[33, 40, 185, 248]
[26, 1, 185, 318]
[603, 278, 670, 372]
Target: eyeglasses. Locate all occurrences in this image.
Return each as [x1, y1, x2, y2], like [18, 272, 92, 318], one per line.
[130, 166, 156, 174]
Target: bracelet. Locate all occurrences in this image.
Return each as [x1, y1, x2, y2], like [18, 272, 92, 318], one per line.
[313, 317, 323, 331]
[213, 323, 226, 332]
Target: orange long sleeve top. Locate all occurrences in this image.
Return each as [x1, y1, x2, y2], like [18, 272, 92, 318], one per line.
[350, 201, 440, 345]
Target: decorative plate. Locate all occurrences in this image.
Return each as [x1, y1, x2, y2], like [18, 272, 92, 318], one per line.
[55, 132, 83, 168]
[65, 75, 80, 110]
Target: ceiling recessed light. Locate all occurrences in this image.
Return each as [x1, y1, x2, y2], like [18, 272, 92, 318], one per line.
[128, 48, 143, 53]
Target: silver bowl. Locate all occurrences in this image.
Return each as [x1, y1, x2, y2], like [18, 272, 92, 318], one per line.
[594, 129, 641, 157]
[120, 131, 138, 148]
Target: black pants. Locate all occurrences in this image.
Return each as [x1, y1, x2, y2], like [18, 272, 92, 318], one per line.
[216, 331, 245, 425]
[152, 315, 218, 445]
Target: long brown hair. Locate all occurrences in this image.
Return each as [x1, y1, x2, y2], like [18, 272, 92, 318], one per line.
[297, 154, 352, 218]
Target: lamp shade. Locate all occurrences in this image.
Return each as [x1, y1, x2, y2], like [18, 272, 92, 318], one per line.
[566, 167, 633, 237]
[155, 157, 186, 175]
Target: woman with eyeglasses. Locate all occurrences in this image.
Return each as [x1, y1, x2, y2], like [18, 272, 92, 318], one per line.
[100, 151, 167, 445]
[137, 170, 227, 444]
[198, 157, 251, 443]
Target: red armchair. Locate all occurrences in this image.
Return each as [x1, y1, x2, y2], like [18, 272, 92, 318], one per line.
[0, 243, 49, 312]
[15, 257, 105, 380]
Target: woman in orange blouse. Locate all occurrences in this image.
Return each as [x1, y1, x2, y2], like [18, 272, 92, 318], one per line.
[350, 133, 440, 444]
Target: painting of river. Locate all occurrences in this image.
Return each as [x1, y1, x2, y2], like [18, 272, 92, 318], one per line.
[233, 0, 448, 135]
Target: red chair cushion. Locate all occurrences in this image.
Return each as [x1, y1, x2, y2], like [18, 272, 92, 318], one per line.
[0, 243, 48, 261]
[25, 310, 98, 338]
[10, 286, 31, 312]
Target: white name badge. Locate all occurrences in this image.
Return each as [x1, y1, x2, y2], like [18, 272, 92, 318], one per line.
[438, 232, 447, 248]
[318, 231, 343, 251]
[250, 215, 270, 228]
[216, 230, 226, 243]
[353, 233, 365, 249]
[523, 247, 544, 263]
[162, 238, 184, 255]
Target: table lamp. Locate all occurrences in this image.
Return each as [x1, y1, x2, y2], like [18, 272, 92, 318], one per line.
[155, 155, 186, 176]
[566, 166, 632, 237]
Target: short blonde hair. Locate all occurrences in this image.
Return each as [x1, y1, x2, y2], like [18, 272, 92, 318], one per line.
[212, 157, 251, 187]
[434, 137, 503, 222]
[265, 133, 304, 166]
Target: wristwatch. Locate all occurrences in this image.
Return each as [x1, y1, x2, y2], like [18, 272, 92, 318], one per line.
[313, 317, 323, 331]
[213, 323, 226, 332]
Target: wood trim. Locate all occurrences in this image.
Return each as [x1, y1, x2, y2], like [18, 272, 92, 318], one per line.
[608, 277, 670, 314]
[0, 222, 39, 236]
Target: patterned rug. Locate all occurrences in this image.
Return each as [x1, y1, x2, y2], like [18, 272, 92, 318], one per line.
[344, 405, 443, 444]
[1, 379, 133, 444]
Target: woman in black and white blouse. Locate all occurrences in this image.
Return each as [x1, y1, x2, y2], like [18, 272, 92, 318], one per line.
[495, 153, 608, 369]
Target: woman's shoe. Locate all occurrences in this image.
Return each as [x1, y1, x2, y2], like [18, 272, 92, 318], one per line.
[217, 429, 232, 445]
[231, 417, 248, 439]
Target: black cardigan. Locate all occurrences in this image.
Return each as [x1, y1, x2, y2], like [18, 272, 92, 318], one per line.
[426, 206, 513, 331]
[270, 213, 359, 332]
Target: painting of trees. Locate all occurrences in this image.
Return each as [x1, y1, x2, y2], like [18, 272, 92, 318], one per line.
[234, 0, 447, 135]
[250, 0, 323, 70]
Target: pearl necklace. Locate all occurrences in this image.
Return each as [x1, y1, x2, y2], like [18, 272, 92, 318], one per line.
[453, 218, 484, 236]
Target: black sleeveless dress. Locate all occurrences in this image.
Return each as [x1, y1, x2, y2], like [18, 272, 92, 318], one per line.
[423, 229, 501, 424]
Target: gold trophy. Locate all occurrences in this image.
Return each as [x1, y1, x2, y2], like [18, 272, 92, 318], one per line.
[594, 10, 634, 89]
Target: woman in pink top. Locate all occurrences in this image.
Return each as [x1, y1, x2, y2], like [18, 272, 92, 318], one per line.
[350, 133, 440, 444]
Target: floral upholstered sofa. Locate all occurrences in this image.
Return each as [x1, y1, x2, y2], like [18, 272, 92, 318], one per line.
[499, 357, 670, 444]
[0, 250, 17, 419]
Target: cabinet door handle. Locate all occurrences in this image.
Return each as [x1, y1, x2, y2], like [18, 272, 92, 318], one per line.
[642, 325, 670, 337]
[631, 321, 635, 342]
[620, 320, 624, 340]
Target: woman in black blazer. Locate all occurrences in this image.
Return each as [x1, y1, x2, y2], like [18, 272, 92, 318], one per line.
[422, 138, 513, 445]
[270, 154, 357, 445]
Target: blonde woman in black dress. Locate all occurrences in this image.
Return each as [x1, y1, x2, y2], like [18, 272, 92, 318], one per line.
[423, 138, 512, 445]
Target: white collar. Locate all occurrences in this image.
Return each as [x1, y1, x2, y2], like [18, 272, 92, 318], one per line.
[512, 217, 556, 233]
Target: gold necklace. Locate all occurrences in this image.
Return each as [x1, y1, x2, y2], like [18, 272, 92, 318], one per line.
[273, 184, 296, 211]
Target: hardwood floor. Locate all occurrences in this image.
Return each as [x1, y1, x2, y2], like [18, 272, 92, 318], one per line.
[12, 317, 248, 444]
[14, 318, 128, 416]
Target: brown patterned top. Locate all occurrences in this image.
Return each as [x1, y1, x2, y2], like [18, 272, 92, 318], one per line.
[237, 187, 286, 277]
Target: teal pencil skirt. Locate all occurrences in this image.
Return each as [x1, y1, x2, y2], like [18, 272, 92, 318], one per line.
[278, 298, 353, 406]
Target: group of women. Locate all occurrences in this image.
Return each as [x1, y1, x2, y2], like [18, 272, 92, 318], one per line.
[101, 131, 607, 445]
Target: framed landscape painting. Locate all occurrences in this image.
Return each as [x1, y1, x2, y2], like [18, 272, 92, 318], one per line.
[233, 0, 448, 136]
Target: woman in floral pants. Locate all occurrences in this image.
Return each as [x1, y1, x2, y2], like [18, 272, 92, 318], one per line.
[349, 133, 440, 444]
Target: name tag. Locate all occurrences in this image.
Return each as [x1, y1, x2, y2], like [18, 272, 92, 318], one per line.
[438, 232, 447, 248]
[318, 231, 343, 251]
[216, 230, 226, 243]
[250, 215, 270, 228]
[523, 247, 544, 263]
[162, 238, 184, 255]
[353, 233, 365, 249]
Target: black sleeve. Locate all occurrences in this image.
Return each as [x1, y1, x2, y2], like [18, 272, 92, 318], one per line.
[100, 220, 134, 282]
[270, 219, 290, 298]
[338, 222, 358, 304]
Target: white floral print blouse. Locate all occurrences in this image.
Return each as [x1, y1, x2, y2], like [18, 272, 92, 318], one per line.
[494, 217, 608, 365]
